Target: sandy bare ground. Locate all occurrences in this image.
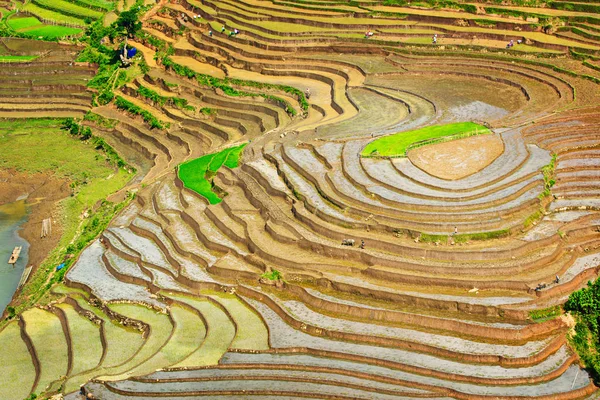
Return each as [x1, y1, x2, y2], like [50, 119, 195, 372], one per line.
[0, 169, 69, 275]
[407, 134, 504, 180]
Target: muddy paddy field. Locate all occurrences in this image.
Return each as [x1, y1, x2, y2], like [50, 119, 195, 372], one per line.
[2, 0, 600, 398]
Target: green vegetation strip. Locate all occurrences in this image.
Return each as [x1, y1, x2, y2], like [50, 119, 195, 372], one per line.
[361, 122, 490, 158]
[178, 144, 247, 204]
[0, 55, 37, 62]
[115, 95, 166, 129]
[162, 56, 307, 116]
[136, 84, 196, 112]
[419, 229, 509, 243]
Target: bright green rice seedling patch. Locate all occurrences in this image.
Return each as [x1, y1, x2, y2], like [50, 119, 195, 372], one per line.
[178, 144, 247, 204]
[0, 322, 37, 400]
[23, 2, 87, 26]
[33, 0, 104, 19]
[7, 16, 43, 30]
[21, 25, 82, 39]
[362, 122, 490, 157]
[0, 55, 38, 62]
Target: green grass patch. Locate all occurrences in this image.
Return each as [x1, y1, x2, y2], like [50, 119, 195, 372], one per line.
[362, 122, 490, 157]
[178, 144, 246, 204]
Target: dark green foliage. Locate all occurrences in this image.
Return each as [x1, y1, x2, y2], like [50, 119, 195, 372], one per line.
[76, 43, 119, 106]
[115, 7, 142, 37]
[115, 96, 165, 129]
[383, 0, 476, 12]
[383, 0, 408, 5]
[565, 279, 600, 382]
[550, 1, 600, 13]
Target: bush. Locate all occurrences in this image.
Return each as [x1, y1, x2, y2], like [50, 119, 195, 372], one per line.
[261, 269, 283, 281]
[565, 278, 600, 382]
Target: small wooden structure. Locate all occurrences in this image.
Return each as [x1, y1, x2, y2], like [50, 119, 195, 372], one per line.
[18, 266, 32, 288]
[41, 218, 52, 238]
[8, 246, 22, 265]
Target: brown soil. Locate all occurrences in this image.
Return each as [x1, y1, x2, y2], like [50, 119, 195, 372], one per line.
[0, 169, 70, 270]
[407, 133, 504, 180]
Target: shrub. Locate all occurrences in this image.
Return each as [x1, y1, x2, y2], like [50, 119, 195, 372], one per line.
[565, 278, 600, 383]
[261, 269, 283, 281]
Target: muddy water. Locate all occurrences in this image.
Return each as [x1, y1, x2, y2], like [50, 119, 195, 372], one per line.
[0, 200, 29, 314]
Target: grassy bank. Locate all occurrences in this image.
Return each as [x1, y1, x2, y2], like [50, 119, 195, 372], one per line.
[178, 144, 247, 204]
[0, 118, 133, 321]
[362, 122, 491, 157]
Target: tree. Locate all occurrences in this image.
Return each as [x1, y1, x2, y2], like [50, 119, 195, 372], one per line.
[115, 8, 142, 38]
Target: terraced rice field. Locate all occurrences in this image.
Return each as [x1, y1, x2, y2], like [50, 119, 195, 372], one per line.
[3, 0, 600, 398]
